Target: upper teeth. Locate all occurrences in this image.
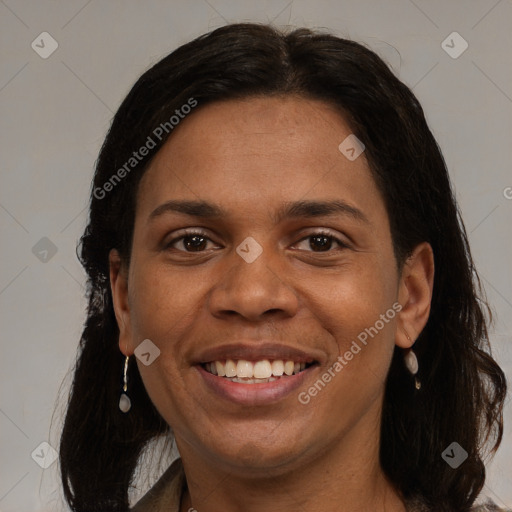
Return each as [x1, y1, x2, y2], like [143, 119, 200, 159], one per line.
[205, 359, 307, 379]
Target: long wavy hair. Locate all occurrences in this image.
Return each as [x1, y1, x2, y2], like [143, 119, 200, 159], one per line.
[59, 23, 507, 512]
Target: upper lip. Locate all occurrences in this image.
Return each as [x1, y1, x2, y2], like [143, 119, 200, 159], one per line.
[194, 342, 325, 365]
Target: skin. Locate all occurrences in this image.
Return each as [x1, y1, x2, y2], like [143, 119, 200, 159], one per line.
[110, 96, 434, 512]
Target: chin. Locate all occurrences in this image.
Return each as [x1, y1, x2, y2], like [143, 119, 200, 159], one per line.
[194, 425, 314, 474]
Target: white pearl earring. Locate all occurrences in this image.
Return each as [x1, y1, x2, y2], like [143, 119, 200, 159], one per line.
[403, 329, 421, 390]
[119, 355, 132, 412]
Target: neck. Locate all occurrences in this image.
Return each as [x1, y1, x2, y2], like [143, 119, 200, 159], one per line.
[177, 406, 406, 512]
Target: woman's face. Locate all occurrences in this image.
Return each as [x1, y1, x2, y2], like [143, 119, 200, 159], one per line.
[111, 96, 429, 475]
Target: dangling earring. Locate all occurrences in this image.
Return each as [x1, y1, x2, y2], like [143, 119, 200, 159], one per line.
[119, 355, 132, 412]
[402, 329, 421, 390]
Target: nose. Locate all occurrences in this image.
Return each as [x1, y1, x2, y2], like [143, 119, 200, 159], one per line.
[208, 240, 299, 323]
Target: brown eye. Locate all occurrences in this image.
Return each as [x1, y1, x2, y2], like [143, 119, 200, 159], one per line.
[165, 230, 217, 252]
[181, 235, 209, 252]
[295, 231, 349, 253]
[309, 235, 333, 252]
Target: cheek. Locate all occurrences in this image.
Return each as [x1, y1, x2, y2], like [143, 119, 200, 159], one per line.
[302, 256, 397, 337]
[129, 264, 207, 343]
[127, 266, 204, 424]
[305, 286, 397, 425]
[301, 258, 398, 391]
[126, 265, 210, 415]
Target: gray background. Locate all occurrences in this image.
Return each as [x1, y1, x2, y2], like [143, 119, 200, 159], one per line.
[0, 0, 511, 510]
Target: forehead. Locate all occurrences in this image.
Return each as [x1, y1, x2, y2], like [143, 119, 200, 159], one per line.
[136, 96, 386, 227]
[149, 96, 353, 167]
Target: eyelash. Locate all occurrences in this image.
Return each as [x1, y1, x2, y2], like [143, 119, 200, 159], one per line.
[164, 228, 350, 253]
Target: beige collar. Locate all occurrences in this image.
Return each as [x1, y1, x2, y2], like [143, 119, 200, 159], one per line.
[131, 458, 186, 512]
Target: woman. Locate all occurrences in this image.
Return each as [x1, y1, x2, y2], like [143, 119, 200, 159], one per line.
[59, 23, 508, 512]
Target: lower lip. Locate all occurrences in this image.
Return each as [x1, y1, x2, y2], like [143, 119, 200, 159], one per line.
[196, 364, 317, 405]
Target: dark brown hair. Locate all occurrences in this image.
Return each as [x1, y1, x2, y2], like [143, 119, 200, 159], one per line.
[59, 23, 507, 512]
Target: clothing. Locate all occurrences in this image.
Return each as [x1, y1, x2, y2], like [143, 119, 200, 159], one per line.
[130, 458, 510, 512]
[131, 458, 185, 512]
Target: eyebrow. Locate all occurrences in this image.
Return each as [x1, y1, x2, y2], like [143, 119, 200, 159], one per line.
[148, 199, 370, 224]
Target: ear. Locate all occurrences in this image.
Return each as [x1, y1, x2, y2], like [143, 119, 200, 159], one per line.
[396, 242, 434, 348]
[109, 249, 134, 356]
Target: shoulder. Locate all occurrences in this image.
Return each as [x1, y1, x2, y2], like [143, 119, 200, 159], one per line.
[470, 503, 512, 512]
[406, 496, 511, 512]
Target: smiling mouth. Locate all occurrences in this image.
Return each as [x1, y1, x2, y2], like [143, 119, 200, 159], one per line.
[201, 359, 316, 384]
